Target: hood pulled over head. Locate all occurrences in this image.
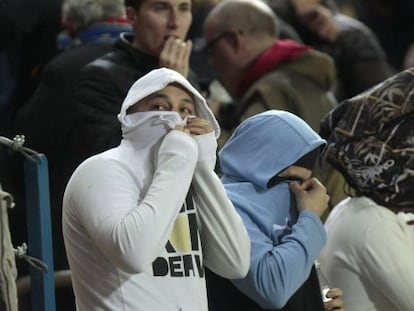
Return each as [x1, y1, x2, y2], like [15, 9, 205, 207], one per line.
[118, 67, 220, 138]
[320, 68, 414, 209]
[219, 110, 326, 189]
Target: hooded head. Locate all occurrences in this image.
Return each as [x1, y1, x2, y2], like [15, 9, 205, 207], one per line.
[321, 68, 414, 209]
[118, 67, 220, 138]
[219, 110, 326, 189]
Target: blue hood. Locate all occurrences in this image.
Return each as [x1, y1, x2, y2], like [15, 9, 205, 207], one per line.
[218, 110, 327, 308]
[219, 110, 326, 189]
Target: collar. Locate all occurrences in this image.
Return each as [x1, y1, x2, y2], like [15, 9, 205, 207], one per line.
[235, 39, 310, 98]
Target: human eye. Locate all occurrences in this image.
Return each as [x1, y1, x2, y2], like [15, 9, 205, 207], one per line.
[178, 2, 191, 12]
[152, 103, 169, 111]
[181, 105, 195, 115]
[146, 98, 170, 111]
[153, 2, 168, 12]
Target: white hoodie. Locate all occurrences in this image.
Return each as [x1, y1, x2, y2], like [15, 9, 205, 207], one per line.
[62, 68, 250, 311]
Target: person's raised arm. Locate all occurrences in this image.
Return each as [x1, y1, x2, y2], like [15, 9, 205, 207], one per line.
[69, 130, 198, 273]
[187, 117, 250, 279]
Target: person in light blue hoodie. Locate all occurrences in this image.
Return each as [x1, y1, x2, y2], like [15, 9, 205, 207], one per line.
[206, 110, 345, 311]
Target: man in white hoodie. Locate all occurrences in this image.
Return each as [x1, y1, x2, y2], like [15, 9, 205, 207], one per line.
[62, 67, 250, 310]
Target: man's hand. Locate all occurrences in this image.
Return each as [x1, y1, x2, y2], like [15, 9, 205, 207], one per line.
[159, 37, 192, 77]
[185, 117, 213, 136]
[324, 287, 346, 310]
[174, 124, 190, 135]
[289, 177, 329, 217]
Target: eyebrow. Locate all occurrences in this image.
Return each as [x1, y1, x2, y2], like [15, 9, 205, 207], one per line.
[145, 93, 168, 101]
[145, 92, 195, 105]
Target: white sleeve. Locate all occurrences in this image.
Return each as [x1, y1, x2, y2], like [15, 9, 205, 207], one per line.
[358, 213, 414, 310]
[191, 133, 250, 279]
[70, 130, 198, 273]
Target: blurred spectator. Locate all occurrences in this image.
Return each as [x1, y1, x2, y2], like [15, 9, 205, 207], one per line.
[3, 0, 130, 309]
[267, 0, 394, 101]
[188, 0, 219, 91]
[337, 0, 414, 72]
[203, 0, 336, 143]
[208, 109, 345, 311]
[202, 0, 346, 208]
[319, 67, 414, 311]
[14, 0, 131, 274]
[0, 0, 63, 135]
[57, 0, 130, 49]
[70, 0, 195, 164]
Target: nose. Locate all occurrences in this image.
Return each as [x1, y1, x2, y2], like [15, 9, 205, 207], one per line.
[171, 108, 189, 120]
[168, 9, 178, 28]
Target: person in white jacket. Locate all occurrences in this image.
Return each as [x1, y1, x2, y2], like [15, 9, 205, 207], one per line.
[62, 67, 250, 311]
[319, 68, 414, 311]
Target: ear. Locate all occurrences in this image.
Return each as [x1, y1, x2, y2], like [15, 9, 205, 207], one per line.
[126, 6, 138, 24]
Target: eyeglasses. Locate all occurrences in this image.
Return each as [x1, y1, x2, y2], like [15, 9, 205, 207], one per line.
[203, 32, 230, 53]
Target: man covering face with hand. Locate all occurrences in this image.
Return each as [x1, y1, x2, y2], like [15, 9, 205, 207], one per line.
[71, 0, 198, 165]
[63, 68, 250, 311]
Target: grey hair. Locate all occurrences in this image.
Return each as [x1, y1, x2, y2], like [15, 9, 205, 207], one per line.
[62, 0, 125, 28]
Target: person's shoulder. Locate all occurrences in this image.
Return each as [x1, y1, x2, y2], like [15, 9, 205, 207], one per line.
[42, 42, 115, 77]
[72, 151, 121, 176]
[334, 13, 374, 35]
[82, 49, 120, 70]
[76, 49, 126, 85]
[281, 49, 336, 89]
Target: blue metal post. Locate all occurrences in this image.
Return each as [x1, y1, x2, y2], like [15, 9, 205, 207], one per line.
[24, 154, 56, 311]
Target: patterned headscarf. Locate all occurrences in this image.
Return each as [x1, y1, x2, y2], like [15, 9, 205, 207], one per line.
[320, 68, 414, 209]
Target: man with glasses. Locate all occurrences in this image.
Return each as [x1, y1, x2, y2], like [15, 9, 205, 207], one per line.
[202, 0, 337, 147]
[201, 0, 347, 309]
[203, 0, 347, 219]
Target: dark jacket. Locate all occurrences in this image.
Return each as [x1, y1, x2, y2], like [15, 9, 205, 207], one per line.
[71, 33, 159, 162]
[207, 267, 325, 311]
[71, 33, 198, 162]
[13, 30, 130, 273]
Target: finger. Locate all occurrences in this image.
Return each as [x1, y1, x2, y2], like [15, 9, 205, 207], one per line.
[159, 37, 180, 67]
[174, 40, 192, 77]
[159, 38, 191, 77]
[186, 118, 211, 127]
[175, 125, 190, 135]
[327, 287, 343, 299]
[298, 177, 317, 190]
[159, 36, 174, 60]
[182, 40, 192, 64]
[175, 124, 185, 131]
[289, 181, 303, 194]
[175, 40, 188, 64]
[324, 299, 344, 310]
[324, 288, 345, 310]
[186, 123, 213, 135]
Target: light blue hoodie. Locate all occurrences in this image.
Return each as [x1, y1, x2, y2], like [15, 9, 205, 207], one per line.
[219, 110, 327, 309]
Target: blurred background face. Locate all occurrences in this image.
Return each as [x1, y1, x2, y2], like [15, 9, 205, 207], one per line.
[128, 0, 193, 56]
[203, 18, 239, 94]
